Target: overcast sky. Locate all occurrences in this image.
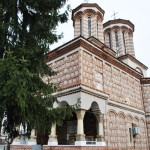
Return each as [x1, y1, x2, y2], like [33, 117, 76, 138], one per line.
[51, 0, 150, 76]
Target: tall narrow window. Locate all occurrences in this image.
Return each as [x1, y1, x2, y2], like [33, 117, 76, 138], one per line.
[129, 128, 132, 143]
[115, 31, 119, 55]
[80, 19, 82, 36]
[108, 33, 112, 49]
[122, 32, 126, 54]
[88, 17, 91, 37]
[128, 127, 134, 145]
[97, 20, 99, 37]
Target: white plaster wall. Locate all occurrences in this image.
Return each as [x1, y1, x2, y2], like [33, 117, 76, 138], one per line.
[56, 92, 81, 107]
[121, 58, 147, 77]
[80, 92, 107, 114]
[54, 87, 107, 114]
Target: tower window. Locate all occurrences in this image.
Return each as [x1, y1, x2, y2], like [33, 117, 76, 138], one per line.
[122, 32, 126, 54]
[80, 19, 82, 36]
[108, 33, 112, 49]
[97, 20, 98, 37]
[115, 31, 119, 54]
[88, 17, 91, 37]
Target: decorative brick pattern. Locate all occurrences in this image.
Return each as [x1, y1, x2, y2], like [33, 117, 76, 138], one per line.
[142, 83, 150, 147]
[50, 47, 144, 109]
[50, 51, 80, 90]
[79, 49, 143, 109]
[106, 110, 148, 150]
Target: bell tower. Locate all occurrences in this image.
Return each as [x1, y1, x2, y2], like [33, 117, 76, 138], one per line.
[103, 19, 135, 57]
[72, 3, 105, 42]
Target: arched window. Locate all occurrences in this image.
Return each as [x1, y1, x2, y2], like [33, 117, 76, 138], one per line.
[115, 31, 119, 54]
[88, 17, 91, 37]
[122, 32, 126, 54]
[97, 20, 99, 37]
[108, 32, 112, 49]
[80, 18, 82, 36]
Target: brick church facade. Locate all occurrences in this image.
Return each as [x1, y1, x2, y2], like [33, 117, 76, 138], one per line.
[8, 3, 150, 150]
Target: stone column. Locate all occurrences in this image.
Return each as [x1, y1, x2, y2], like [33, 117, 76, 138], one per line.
[75, 109, 86, 146]
[48, 123, 58, 145]
[28, 129, 36, 145]
[96, 113, 106, 146]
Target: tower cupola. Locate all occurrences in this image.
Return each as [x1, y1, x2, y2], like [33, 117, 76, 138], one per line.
[72, 3, 105, 42]
[103, 19, 135, 57]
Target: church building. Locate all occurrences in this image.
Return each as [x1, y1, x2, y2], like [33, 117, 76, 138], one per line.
[11, 3, 150, 150]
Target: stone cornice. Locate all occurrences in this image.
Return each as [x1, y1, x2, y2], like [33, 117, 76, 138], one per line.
[46, 37, 81, 62]
[108, 100, 145, 115]
[141, 78, 150, 84]
[46, 36, 142, 79]
[103, 19, 134, 32]
[55, 85, 109, 100]
[118, 54, 148, 70]
[72, 3, 105, 20]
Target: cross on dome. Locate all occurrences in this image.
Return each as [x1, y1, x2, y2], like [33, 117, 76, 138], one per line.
[111, 11, 118, 20]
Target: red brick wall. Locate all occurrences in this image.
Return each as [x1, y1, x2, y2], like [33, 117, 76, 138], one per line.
[11, 145, 139, 150]
[43, 146, 108, 150]
[10, 145, 109, 150]
[10, 145, 32, 150]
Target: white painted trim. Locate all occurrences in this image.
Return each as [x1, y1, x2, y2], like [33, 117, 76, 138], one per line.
[55, 85, 109, 100]
[48, 141, 58, 146]
[108, 100, 145, 115]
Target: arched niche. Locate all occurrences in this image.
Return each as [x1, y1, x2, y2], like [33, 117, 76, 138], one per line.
[56, 101, 77, 145]
[83, 101, 101, 141]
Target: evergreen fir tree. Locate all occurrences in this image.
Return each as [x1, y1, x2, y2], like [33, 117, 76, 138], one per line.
[0, 0, 79, 145]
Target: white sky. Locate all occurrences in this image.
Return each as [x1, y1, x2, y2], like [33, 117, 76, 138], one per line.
[51, 0, 150, 77]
